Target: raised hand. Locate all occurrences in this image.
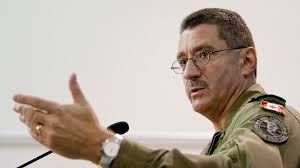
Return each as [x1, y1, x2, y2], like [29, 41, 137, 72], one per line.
[13, 73, 113, 164]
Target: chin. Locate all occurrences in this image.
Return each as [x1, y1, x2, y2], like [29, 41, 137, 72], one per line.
[191, 99, 209, 114]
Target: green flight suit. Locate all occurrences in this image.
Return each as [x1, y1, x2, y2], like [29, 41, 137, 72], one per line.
[112, 84, 300, 168]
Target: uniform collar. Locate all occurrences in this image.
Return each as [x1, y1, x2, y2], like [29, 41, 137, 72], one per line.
[223, 83, 266, 130]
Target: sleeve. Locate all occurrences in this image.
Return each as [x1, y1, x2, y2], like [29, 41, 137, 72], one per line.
[112, 134, 283, 168]
[112, 103, 284, 168]
[112, 139, 235, 168]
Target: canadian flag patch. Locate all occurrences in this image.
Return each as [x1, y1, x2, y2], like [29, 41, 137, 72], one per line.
[261, 100, 285, 115]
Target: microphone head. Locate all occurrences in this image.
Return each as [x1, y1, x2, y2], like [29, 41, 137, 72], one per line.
[107, 121, 129, 135]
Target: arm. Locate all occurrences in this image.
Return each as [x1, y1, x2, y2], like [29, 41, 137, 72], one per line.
[112, 102, 285, 168]
[111, 128, 283, 168]
[12, 74, 284, 168]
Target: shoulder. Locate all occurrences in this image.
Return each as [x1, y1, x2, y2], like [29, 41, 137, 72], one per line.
[285, 105, 300, 125]
[234, 94, 287, 123]
[230, 94, 299, 144]
[245, 94, 300, 128]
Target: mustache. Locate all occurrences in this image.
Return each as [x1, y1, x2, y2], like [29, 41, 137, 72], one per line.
[188, 79, 208, 89]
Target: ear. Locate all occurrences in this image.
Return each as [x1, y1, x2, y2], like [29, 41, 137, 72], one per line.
[239, 47, 257, 77]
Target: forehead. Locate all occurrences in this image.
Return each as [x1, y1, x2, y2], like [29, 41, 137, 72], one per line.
[177, 24, 227, 58]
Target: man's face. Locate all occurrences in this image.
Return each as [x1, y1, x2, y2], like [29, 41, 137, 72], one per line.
[178, 24, 243, 120]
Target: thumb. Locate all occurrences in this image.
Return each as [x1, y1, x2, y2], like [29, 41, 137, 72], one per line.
[69, 73, 88, 105]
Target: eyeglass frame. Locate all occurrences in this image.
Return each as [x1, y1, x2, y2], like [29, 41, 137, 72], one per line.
[170, 47, 248, 74]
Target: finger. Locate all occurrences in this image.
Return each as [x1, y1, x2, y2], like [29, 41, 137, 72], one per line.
[13, 94, 59, 113]
[19, 113, 25, 123]
[69, 73, 88, 105]
[14, 103, 48, 114]
[15, 105, 48, 128]
[14, 104, 28, 123]
[13, 103, 23, 114]
[29, 125, 46, 144]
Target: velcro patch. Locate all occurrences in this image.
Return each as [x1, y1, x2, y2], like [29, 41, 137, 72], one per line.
[252, 115, 288, 144]
[261, 100, 285, 116]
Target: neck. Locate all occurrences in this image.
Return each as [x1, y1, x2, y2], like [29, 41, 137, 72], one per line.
[212, 80, 256, 131]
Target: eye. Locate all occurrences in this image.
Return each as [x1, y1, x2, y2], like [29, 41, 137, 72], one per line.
[178, 58, 188, 67]
[194, 51, 209, 61]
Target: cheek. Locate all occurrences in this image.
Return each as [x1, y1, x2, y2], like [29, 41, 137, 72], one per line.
[205, 63, 240, 96]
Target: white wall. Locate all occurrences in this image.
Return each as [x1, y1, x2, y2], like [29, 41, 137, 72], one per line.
[1, 0, 300, 167]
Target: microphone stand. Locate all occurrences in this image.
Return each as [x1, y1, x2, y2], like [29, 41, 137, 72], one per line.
[17, 151, 52, 168]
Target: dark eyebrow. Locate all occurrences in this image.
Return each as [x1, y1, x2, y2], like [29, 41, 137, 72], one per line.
[191, 44, 215, 54]
[176, 44, 216, 59]
[176, 52, 185, 60]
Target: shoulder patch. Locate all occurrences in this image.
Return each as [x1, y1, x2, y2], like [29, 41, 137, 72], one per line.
[261, 100, 285, 116]
[252, 115, 288, 144]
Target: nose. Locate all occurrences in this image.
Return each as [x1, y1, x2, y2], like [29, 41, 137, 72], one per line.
[182, 59, 202, 80]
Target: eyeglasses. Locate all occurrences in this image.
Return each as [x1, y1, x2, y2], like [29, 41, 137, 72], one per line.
[170, 47, 247, 74]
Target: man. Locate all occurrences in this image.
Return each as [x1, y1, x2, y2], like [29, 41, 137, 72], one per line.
[13, 8, 300, 168]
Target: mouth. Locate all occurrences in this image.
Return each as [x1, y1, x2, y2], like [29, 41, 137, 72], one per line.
[190, 87, 206, 98]
[190, 87, 204, 92]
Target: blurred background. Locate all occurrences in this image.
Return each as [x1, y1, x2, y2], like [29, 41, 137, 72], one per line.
[1, 0, 299, 167]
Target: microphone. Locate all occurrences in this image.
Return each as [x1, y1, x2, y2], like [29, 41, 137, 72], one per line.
[107, 121, 129, 134]
[17, 121, 129, 168]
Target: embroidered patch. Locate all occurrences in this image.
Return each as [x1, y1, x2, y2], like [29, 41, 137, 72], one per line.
[252, 115, 288, 144]
[261, 100, 285, 116]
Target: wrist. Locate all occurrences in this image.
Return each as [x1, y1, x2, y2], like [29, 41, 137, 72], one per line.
[90, 129, 114, 164]
[99, 134, 124, 168]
